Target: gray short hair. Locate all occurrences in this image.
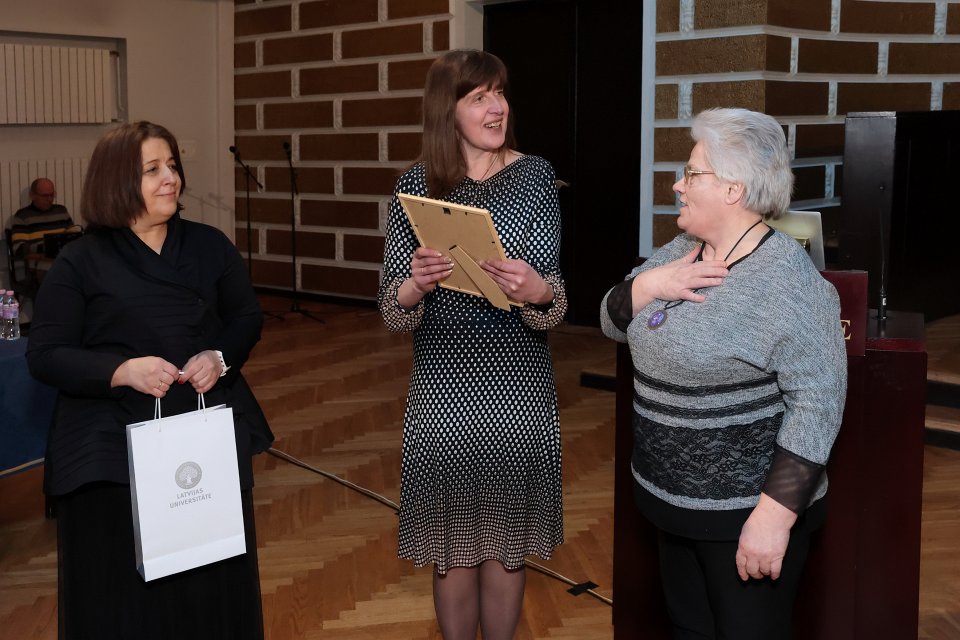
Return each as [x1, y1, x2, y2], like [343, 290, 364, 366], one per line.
[691, 108, 793, 219]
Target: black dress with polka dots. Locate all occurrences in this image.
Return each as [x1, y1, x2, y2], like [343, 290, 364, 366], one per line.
[378, 155, 567, 573]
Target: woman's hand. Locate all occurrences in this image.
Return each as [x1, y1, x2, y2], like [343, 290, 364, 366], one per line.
[735, 493, 798, 581]
[111, 356, 181, 398]
[179, 350, 224, 394]
[632, 247, 728, 313]
[480, 258, 553, 305]
[397, 247, 453, 308]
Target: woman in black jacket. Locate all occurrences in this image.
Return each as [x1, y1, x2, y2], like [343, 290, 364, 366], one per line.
[27, 121, 273, 640]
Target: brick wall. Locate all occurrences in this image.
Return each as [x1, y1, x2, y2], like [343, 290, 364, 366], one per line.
[649, 0, 960, 253]
[233, 0, 450, 298]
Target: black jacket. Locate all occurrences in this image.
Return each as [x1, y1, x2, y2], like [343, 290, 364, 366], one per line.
[27, 213, 273, 495]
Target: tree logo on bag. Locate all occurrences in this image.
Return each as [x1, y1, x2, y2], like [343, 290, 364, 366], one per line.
[175, 461, 203, 489]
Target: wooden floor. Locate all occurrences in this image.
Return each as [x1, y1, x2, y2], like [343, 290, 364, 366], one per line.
[1, 299, 959, 639]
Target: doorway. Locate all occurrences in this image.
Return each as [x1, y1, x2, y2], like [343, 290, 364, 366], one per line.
[484, 1, 644, 325]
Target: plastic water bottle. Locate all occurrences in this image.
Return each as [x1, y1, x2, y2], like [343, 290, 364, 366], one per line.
[7, 292, 20, 340]
[0, 291, 10, 340]
[0, 291, 10, 339]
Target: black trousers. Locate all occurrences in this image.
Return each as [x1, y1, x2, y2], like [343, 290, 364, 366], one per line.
[658, 528, 811, 640]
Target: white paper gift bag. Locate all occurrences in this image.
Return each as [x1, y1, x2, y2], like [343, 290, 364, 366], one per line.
[126, 395, 246, 581]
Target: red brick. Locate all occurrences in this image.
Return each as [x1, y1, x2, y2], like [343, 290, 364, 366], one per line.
[235, 71, 291, 99]
[768, 0, 832, 31]
[794, 124, 844, 158]
[388, 58, 435, 90]
[388, 132, 421, 161]
[301, 264, 380, 297]
[657, 35, 790, 75]
[263, 34, 334, 66]
[235, 104, 257, 131]
[943, 83, 960, 110]
[343, 167, 403, 196]
[792, 165, 826, 201]
[694, 0, 765, 29]
[343, 233, 386, 262]
[235, 166, 263, 192]
[692, 80, 764, 113]
[949, 4, 960, 35]
[238, 197, 290, 224]
[798, 40, 878, 74]
[300, 0, 379, 29]
[266, 229, 336, 259]
[235, 41, 256, 69]
[234, 227, 260, 255]
[654, 127, 693, 163]
[234, 135, 292, 161]
[433, 20, 450, 52]
[765, 81, 828, 117]
[343, 97, 422, 127]
[301, 133, 379, 161]
[265, 167, 334, 194]
[653, 214, 681, 248]
[840, 0, 935, 34]
[888, 43, 960, 74]
[836, 83, 931, 115]
[301, 200, 380, 229]
[301, 64, 380, 96]
[657, 0, 679, 32]
[342, 24, 424, 59]
[250, 258, 291, 289]
[263, 101, 334, 129]
[235, 5, 291, 37]
[653, 171, 678, 206]
[656, 84, 679, 119]
[388, 0, 448, 19]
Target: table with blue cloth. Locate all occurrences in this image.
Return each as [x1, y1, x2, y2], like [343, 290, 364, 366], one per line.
[0, 338, 56, 477]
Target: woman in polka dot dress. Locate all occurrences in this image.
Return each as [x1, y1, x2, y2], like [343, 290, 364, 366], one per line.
[378, 49, 567, 640]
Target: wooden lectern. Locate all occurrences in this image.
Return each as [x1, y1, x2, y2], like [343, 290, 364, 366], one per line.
[612, 270, 927, 639]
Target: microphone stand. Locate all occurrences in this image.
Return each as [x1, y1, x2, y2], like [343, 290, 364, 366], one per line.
[231, 145, 283, 320]
[283, 142, 323, 323]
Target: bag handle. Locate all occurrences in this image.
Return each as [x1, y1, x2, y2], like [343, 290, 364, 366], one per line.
[152, 393, 208, 431]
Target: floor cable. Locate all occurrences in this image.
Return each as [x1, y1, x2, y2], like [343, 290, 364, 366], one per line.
[266, 447, 613, 607]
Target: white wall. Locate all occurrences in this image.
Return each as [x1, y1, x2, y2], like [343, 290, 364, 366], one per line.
[0, 0, 235, 236]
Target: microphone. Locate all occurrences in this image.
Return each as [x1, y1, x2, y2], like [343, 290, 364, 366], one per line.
[282, 141, 292, 160]
[875, 183, 889, 325]
[229, 145, 241, 160]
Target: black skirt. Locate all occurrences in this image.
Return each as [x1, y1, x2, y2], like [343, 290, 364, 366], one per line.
[56, 482, 263, 640]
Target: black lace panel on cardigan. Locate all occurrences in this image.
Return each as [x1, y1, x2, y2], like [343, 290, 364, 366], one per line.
[761, 445, 824, 513]
[606, 277, 635, 333]
[632, 412, 783, 500]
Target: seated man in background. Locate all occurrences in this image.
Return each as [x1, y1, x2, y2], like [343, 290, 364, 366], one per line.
[6, 178, 77, 257]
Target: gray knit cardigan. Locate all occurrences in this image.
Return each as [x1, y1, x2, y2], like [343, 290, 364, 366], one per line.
[600, 230, 847, 538]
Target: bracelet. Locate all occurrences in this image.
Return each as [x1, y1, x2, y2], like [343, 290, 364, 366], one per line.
[214, 350, 230, 377]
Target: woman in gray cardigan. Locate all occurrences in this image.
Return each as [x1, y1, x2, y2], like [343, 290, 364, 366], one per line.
[600, 108, 847, 639]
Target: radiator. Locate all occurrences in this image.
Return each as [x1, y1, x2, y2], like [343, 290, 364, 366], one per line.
[0, 158, 87, 227]
[0, 44, 116, 125]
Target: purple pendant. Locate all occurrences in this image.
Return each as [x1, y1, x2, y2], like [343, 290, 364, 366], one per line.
[647, 309, 667, 330]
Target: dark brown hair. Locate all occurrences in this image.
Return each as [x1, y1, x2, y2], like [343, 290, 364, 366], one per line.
[420, 49, 517, 198]
[80, 121, 186, 228]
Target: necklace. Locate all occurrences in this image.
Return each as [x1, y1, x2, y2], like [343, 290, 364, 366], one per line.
[476, 150, 502, 182]
[646, 218, 764, 330]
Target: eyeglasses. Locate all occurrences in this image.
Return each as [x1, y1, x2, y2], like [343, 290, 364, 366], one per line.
[683, 165, 715, 184]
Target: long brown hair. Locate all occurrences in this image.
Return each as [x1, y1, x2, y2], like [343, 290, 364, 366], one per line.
[81, 121, 186, 228]
[420, 49, 517, 198]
